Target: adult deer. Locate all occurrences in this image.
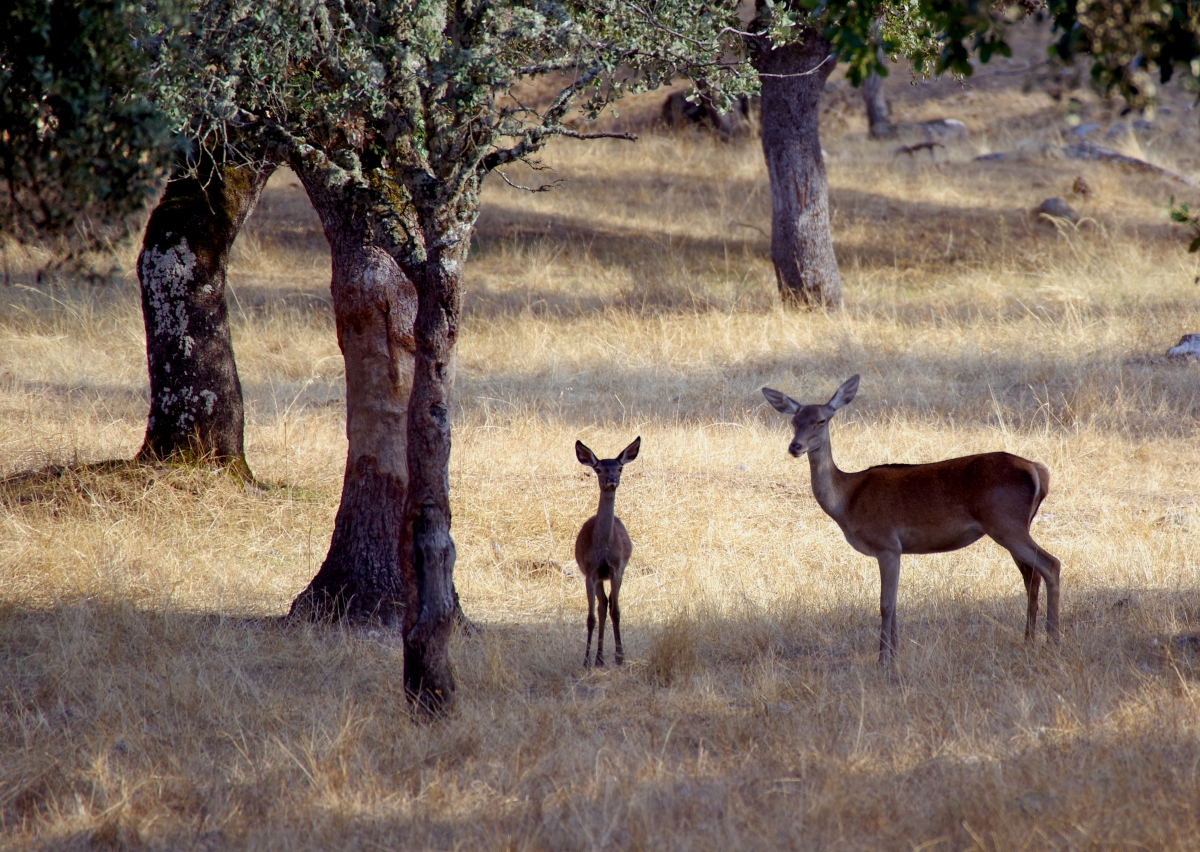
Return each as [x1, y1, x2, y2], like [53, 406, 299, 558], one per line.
[574, 437, 640, 667]
[762, 376, 1060, 663]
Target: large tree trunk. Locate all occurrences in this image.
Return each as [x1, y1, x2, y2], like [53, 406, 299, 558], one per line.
[287, 166, 417, 625]
[400, 230, 468, 716]
[751, 29, 842, 309]
[136, 157, 271, 477]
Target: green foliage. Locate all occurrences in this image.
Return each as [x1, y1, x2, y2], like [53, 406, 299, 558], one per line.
[158, 0, 759, 259]
[0, 0, 184, 250]
[1047, 0, 1200, 108]
[1168, 198, 1200, 254]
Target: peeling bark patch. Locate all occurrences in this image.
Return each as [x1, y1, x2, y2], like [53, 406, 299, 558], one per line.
[141, 238, 198, 341]
[157, 385, 214, 429]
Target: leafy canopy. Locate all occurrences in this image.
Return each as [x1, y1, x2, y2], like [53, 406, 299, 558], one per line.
[157, 0, 757, 245]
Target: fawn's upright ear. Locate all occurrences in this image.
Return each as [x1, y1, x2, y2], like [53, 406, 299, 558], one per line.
[617, 437, 641, 465]
[576, 440, 599, 468]
[762, 387, 800, 416]
[827, 375, 860, 411]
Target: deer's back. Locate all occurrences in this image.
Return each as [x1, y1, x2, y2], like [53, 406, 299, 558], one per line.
[840, 452, 1047, 553]
[575, 515, 633, 580]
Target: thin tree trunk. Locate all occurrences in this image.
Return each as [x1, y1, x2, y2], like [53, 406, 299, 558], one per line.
[400, 232, 467, 716]
[287, 165, 417, 625]
[751, 28, 842, 309]
[136, 157, 271, 477]
[863, 68, 893, 138]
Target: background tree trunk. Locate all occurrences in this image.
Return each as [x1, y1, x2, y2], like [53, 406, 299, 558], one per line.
[136, 158, 271, 477]
[400, 234, 467, 716]
[751, 29, 842, 309]
[863, 67, 893, 138]
[287, 166, 418, 625]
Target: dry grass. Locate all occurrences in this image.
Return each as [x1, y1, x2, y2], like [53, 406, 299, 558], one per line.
[4, 25, 1200, 850]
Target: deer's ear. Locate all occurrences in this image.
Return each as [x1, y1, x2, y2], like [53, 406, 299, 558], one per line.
[617, 437, 641, 464]
[828, 375, 859, 411]
[762, 387, 800, 415]
[575, 441, 599, 468]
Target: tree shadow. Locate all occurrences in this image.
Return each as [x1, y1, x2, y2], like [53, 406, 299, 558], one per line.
[7, 585, 1200, 849]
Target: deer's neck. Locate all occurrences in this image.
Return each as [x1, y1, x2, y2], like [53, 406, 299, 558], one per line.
[592, 489, 618, 548]
[806, 437, 850, 522]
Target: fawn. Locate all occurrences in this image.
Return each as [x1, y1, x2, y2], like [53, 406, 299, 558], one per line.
[574, 437, 640, 667]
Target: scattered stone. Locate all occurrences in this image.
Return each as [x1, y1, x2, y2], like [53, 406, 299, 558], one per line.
[1167, 333, 1200, 360]
[1172, 633, 1200, 653]
[1062, 141, 1200, 188]
[1071, 122, 1100, 139]
[1033, 197, 1079, 222]
[1106, 123, 1129, 141]
[1071, 175, 1094, 197]
[921, 118, 968, 143]
[880, 119, 969, 145]
[1133, 118, 1155, 134]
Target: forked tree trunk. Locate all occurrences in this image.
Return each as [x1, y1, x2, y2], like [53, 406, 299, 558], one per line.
[136, 158, 272, 477]
[287, 167, 417, 625]
[751, 28, 842, 309]
[400, 230, 468, 716]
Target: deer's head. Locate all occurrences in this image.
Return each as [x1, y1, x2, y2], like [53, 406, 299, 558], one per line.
[576, 437, 641, 491]
[762, 375, 859, 457]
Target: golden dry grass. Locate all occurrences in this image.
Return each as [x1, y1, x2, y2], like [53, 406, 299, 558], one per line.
[4, 32, 1200, 850]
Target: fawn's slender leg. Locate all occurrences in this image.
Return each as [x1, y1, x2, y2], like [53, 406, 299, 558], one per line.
[585, 577, 597, 667]
[595, 581, 609, 667]
[609, 572, 624, 665]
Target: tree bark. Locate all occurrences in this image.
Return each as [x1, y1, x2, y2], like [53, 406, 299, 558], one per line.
[863, 68, 893, 138]
[400, 229, 468, 716]
[136, 157, 271, 477]
[751, 28, 842, 309]
[287, 165, 418, 625]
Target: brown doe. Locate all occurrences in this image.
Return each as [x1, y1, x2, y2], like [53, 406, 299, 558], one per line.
[762, 376, 1061, 663]
[574, 437, 640, 667]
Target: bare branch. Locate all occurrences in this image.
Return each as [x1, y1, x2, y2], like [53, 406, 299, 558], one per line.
[497, 170, 566, 192]
[557, 129, 638, 142]
[625, 2, 762, 48]
[757, 54, 835, 78]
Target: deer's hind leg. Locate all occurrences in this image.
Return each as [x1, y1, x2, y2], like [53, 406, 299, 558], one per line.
[1014, 558, 1042, 641]
[993, 527, 1061, 645]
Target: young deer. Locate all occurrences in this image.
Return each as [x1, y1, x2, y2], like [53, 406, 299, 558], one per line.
[762, 376, 1061, 663]
[574, 437, 640, 667]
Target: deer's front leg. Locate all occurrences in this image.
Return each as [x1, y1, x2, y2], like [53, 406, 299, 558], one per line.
[595, 582, 609, 667]
[877, 552, 901, 663]
[609, 572, 624, 666]
[585, 577, 597, 668]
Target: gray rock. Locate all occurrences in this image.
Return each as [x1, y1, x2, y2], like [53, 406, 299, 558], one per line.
[1071, 122, 1100, 139]
[1106, 123, 1129, 141]
[1167, 333, 1200, 360]
[921, 118, 968, 143]
[1133, 118, 1155, 133]
[1033, 197, 1078, 222]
